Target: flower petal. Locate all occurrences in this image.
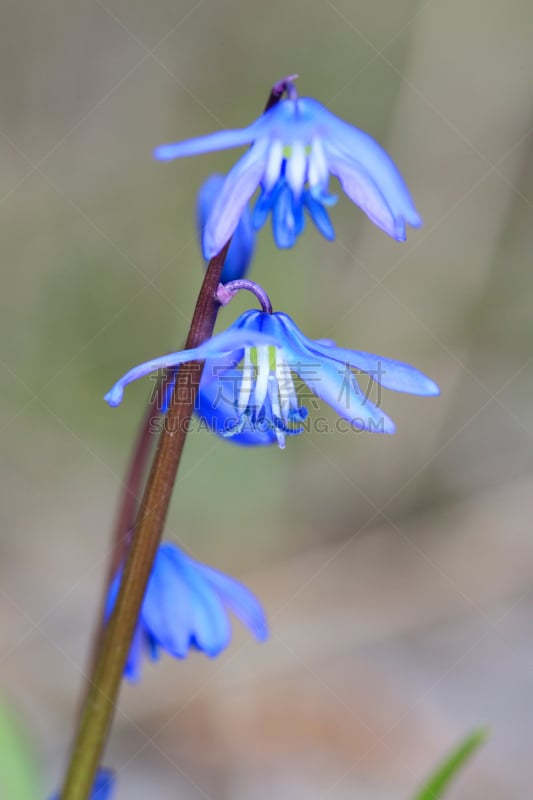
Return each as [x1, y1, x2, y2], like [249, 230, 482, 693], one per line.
[263, 139, 284, 191]
[185, 568, 231, 656]
[307, 359, 396, 434]
[142, 545, 193, 658]
[153, 127, 255, 161]
[195, 563, 269, 642]
[285, 140, 307, 196]
[203, 139, 270, 258]
[309, 98, 422, 228]
[196, 174, 255, 279]
[326, 151, 400, 239]
[105, 327, 278, 407]
[271, 183, 298, 248]
[308, 136, 329, 189]
[308, 341, 440, 396]
[303, 193, 335, 240]
[252, 184, 279, 230]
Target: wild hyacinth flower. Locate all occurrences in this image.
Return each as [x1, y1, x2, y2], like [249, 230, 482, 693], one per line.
[50, 769, 114, 800]
[106, 542, 268, 682]
[105, 310, 439, 449]
[155, 95, 421, 256]
[197, 174, 255, 280]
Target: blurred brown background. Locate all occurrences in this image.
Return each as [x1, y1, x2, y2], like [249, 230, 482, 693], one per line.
[1, 0, 533, 797]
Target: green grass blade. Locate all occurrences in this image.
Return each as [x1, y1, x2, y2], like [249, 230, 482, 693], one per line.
[0, 703, 41, 800]
[412, 728, 489, 800]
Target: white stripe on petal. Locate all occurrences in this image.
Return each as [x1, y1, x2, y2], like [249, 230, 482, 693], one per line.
[253, 346, 271, 413]
[264, 140, 284, 191]
[308, 137, 328, 190]
[237, 348, 254, 413]
[285, 141, 307, 197]
[276, 357, 298, 419]
[268, 377, 286, 449]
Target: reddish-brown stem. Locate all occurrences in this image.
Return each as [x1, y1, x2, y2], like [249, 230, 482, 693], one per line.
[60, 76, 290, 799]
[60, 244, 229, 799]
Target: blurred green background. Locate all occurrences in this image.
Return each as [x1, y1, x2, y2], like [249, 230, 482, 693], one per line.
[1, 0, 533, 797]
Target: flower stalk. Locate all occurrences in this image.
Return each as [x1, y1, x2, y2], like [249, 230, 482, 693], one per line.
[60, 243, 229, 800]
[59, 76, 295, 800]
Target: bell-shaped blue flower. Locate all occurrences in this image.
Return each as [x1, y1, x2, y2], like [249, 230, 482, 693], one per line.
[106, 543, 268, 682]
[154, 96, 421, 257]
[197, 174, 255, 280]
[49, 768, 114, 800]
[105, 310, 439, 449]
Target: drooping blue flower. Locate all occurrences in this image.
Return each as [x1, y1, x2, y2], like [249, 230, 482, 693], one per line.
[154, 96, 421, 256]
[106, 542, 268, 682]
[105, 310, 439, 449]
[197, 174, 255, 280]
[49, 768, 114, 800]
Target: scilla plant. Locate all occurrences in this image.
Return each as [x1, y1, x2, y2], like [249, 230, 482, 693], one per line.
[54, 78, 484, 800]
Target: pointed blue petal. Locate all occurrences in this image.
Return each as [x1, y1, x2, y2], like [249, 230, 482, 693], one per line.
[292, 193, 306, 236]
[185, 567, 231, 656]
[142, 544, 193, 658]
[303, 193, 335, 240]
[203, 139, 269, 258]
[195, 563, 269, 642]
[302, 97, 422, 228]
[197, 174, 255, 280]
[306, 359, 396, 434]
[272, 183, 298, 248]
[196, 174, 225, 261]
[252, 181, 283, 231]
[153, 127, 256, 161]
[309, 341, 440, 396]
[105, 327, 278, 407]
[327, 152, 399, 239]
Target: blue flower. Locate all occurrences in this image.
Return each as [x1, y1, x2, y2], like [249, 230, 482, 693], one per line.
[106, 543, 268, 682]
[154, 96, 421, 257]
[197, 174, 255, 280]
[105, 310, 439, 449]
[49, 768, 114, 800]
